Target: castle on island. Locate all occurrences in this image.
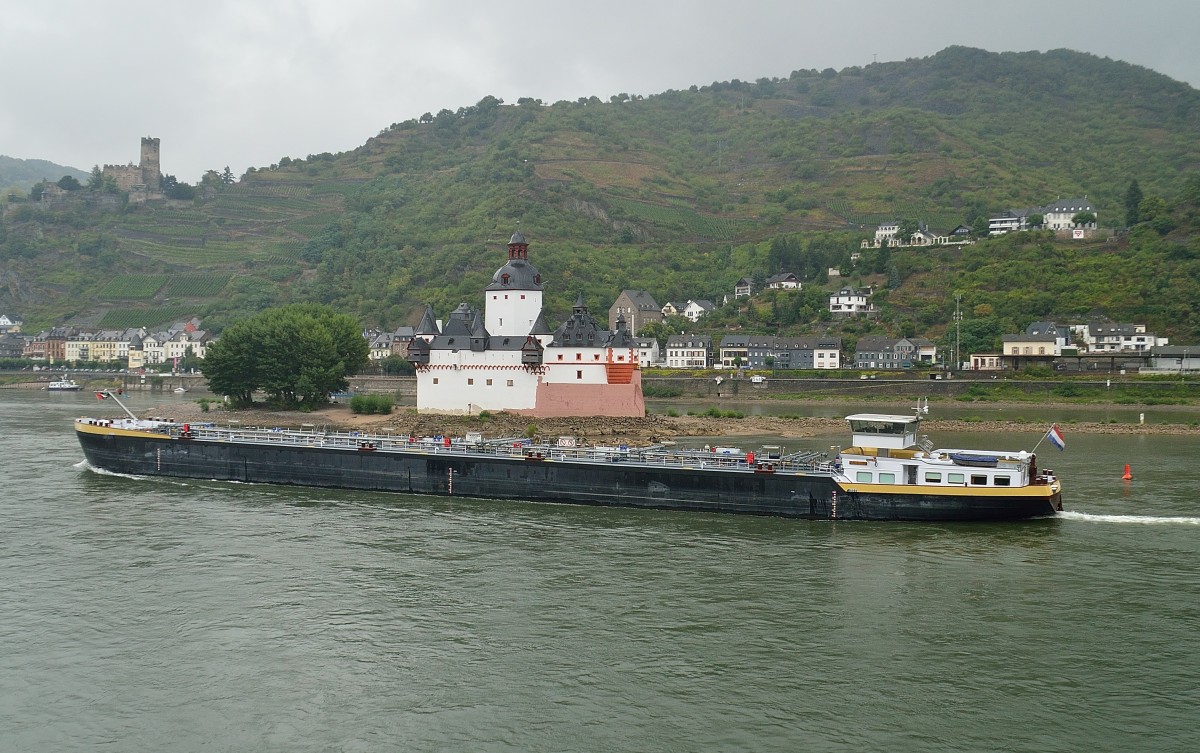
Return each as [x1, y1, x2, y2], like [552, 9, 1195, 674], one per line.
[408, 232, 645, 417]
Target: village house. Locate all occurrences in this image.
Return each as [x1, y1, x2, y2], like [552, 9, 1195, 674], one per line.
[1001, 333, 1058, 369]
[608, 290, 664, 336]
[970, 353, 1003, 371]
[764, 273, 802, 291]
[665, 334, 712, 369]
[854, 337, 935, 370]
[0, 333, 28, 359]
[0, 314, 23, 334]
[718, 334, 842, 370]
[829, 287, 878, 317]
[733, 278, 753, 299]
[1069, 320, 1166, 352]
[681, 299, 716, 323]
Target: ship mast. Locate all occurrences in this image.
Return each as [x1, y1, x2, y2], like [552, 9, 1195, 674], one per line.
[97, 389, 140, 421]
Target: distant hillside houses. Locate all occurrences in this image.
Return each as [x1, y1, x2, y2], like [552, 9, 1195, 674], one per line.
[861, 221, 970, 249]
[0, 314, 23, 333]
[989, 197, 1098, 236]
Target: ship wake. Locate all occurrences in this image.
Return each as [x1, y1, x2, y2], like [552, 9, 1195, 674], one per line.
[1058, 510, 1200, 526]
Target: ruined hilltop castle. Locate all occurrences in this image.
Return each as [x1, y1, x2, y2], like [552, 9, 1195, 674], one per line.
[102, 136, 162, 194]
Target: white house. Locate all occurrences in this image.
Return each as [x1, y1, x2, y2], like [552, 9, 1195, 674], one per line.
[681, 299, 715, 322]
[764, 273, 802, 290]
[1041, 197, 1096, 231]
[665, 334, 711, 369]
[828, 287, 877, 317]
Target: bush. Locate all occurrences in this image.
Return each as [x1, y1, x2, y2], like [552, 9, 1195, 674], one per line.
[350, 394, 393, 414]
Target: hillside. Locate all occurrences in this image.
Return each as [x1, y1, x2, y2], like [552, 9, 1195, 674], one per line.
[1, 46, 1199, 348]
[0, 156, 90, 195]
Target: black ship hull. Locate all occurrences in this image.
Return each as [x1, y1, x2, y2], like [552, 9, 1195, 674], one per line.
[76, 429, 1061, 522]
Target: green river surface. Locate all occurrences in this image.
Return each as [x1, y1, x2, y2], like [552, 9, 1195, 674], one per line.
[1, 391, 1197, 752]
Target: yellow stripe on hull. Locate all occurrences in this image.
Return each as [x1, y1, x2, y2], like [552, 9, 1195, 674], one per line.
[75, 422, 173, 441]
[836, 480, 1062, 498]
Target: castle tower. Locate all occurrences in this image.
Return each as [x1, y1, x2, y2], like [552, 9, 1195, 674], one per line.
[484, 231, 544, 337]
[140, 136, 161, 186]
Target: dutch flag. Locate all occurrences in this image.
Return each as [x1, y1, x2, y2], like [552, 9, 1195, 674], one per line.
[1047, 424, 1066, 452]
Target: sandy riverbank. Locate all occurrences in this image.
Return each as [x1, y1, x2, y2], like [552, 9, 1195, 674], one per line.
[146, 399, 1200, 445]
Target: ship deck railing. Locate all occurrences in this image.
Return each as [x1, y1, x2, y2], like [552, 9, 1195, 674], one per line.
[162, 424, 835, 474]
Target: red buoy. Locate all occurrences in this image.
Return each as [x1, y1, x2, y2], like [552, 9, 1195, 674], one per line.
[1122, 463, 1133, 481]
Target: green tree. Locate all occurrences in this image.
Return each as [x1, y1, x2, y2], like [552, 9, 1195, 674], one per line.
[1071, 211, 1096, 227]
[203, 304, 369, 410]
[970, 216, 990, 237]
[895, 218, 920, 242]
[57, 175, 82, 191]
[1124, 179, 1143, 226]
[1026, 213, 1044, 229]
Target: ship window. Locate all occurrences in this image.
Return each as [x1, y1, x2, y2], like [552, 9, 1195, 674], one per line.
[486, 379, 493, 386]
[994, 475, 1011, 486]
[878, 472, 896, 484]
[576, 370, 583, 380]
[948, 472, 965, 484]
[970, 474, 988, 485]
[856, 471, 873, 483]
[576, 353, 582, 361]
[467, 378, 474, 385]
[506, 379, 513, 387]
[432, 378, 439, 385]
[557, 354, 563, 361]
[924, 472, 942, 483]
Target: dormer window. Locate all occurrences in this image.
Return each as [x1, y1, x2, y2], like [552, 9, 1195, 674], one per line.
[501, 273, 510, 285]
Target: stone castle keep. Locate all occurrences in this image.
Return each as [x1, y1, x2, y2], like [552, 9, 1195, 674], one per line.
[102, 136, 161, 192]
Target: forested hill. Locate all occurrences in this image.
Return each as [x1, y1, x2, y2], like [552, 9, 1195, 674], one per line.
[2, 46, 1200, 344]
[1, 156, 89, 194]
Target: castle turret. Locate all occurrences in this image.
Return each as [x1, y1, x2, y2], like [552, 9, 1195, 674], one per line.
[140, 136, 161, 187]
[485, 231, 544, 337]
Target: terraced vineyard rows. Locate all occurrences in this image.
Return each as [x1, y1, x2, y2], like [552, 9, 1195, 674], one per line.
[606, 197, 751, 241]
[95, 275, 168, 299]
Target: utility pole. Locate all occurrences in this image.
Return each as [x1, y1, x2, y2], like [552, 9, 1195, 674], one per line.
[954, 293, 962, 371]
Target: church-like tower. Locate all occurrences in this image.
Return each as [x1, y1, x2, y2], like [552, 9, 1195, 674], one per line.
[484, 232, 543, 337]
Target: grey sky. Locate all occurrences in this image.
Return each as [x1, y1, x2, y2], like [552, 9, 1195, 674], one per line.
[3, 0, 1197, 183]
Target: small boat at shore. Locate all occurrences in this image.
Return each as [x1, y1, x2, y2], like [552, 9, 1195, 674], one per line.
[46, 378, 81, 392]
[74, 391, 1063, 522]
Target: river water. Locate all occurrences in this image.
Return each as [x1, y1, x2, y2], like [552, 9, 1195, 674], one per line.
[2, 392, 1198, 752]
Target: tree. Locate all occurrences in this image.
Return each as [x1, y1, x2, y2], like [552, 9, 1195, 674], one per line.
[1026, 213, 1044, 229]
[1125, 179, 1144, 226]
[203, 304, 369, 410]
[57, 175, 82, 191]
[1071, 211, 1096, 227]
[221, 166, 235, 185]
[970, 215, 990, 237]
[895, 218, 920, 242]
[87, 165, 103, 190]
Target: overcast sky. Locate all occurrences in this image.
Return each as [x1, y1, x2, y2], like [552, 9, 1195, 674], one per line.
[4, 0, 1197, 183]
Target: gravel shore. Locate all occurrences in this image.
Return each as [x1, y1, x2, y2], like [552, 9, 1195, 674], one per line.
[150, 399, 1200, 445]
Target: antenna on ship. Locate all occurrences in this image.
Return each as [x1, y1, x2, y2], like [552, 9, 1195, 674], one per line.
[914, 396, 929, 417]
